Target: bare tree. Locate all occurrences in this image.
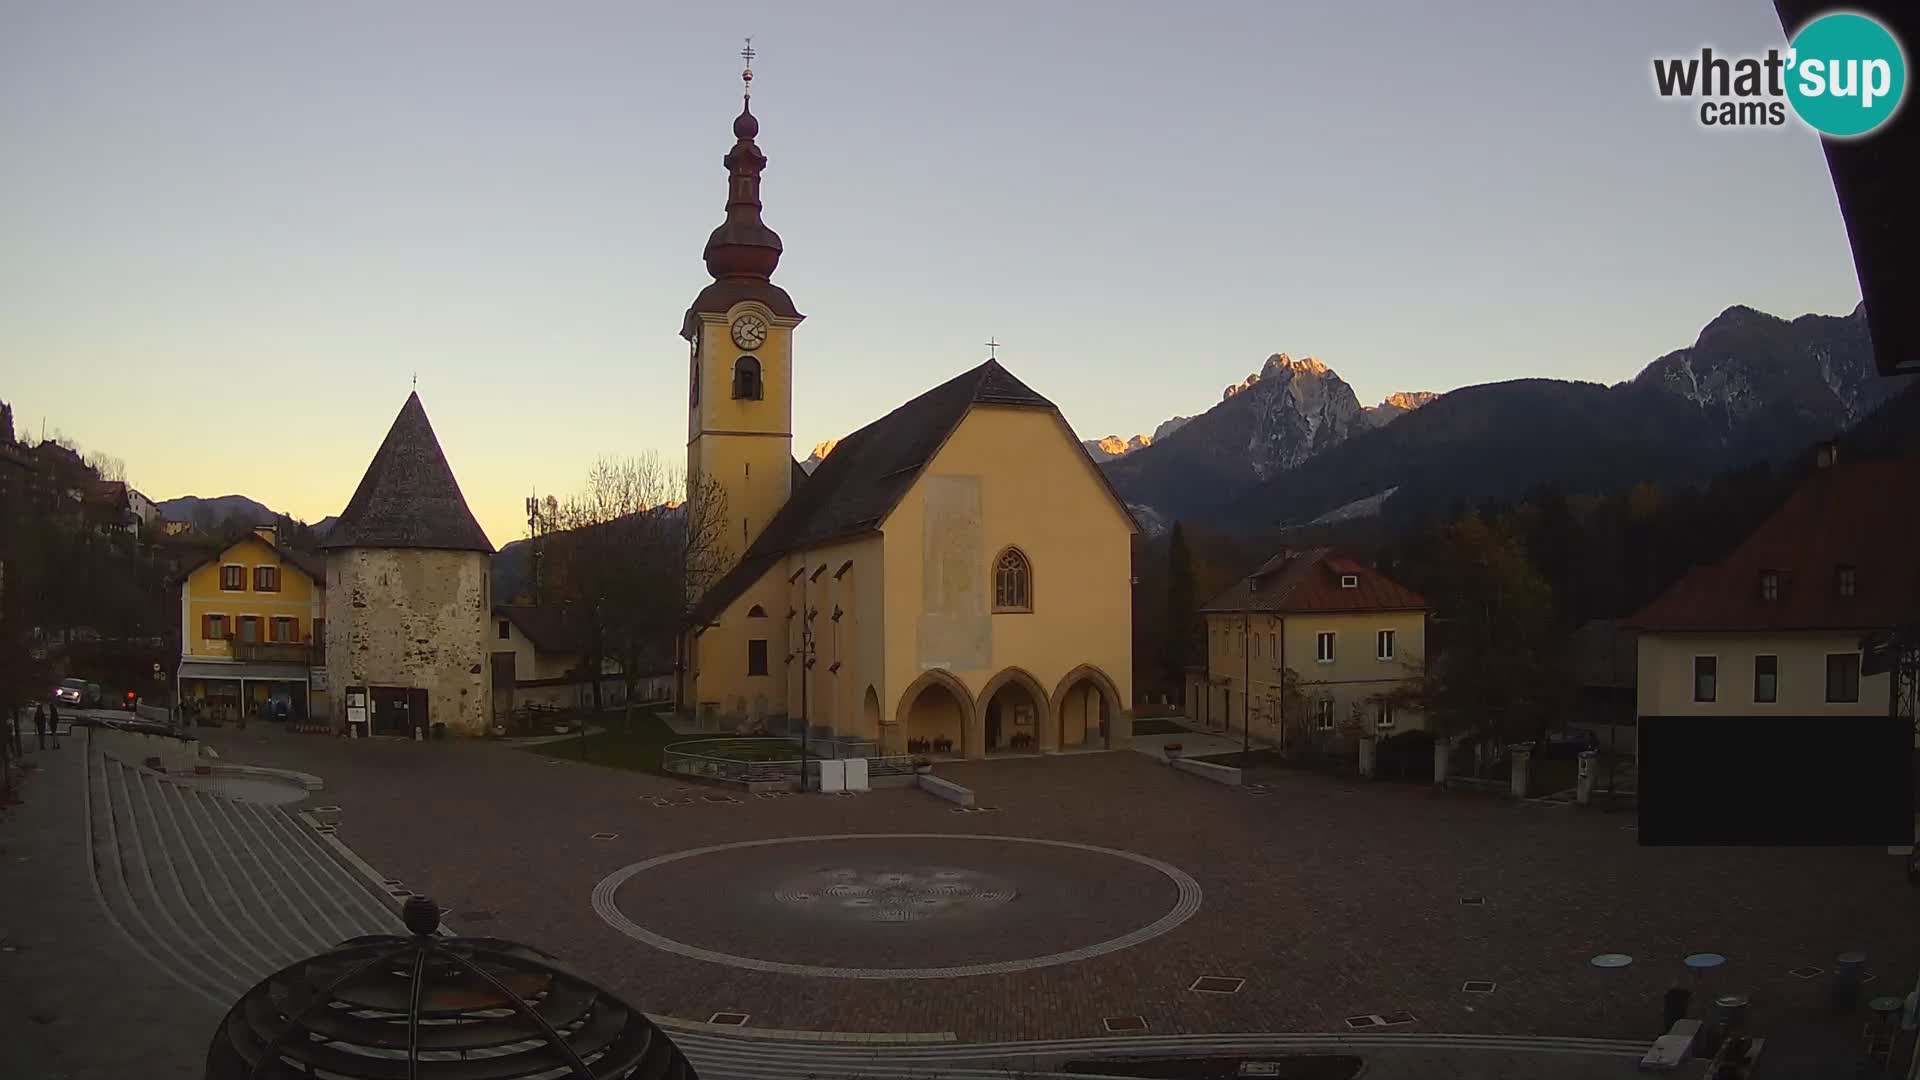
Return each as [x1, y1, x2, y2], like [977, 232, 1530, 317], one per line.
[542, 454, 730, 736]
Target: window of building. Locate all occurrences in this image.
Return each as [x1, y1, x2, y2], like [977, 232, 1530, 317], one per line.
[220, 564, 245, 591]
[1754, 654, 1778, 703]
[1339, 574, 1358, 589]
[1269, 632, 1277, 658]
[1316, 631, 1335, 663]
[1252, 634, 1261, 658]
[1315, 698, 1335, 731]
[1374, 700, 1395, 732]
[1377, 629, 1395, 660]
[732, 356, 763, 400]
[747, 638, 769, 677]
[238, 616, 261, 644]
[203, 614, 228, 640]
[1693, 656, 1717, 702]
[254, 565, 280, 592]
[1837, 564, 1857, 597]
[1826, 653, 1861, 703]
[993, 547, 1032, 612]
[1757, 571, 1778, 602]
[498, 619, 511, 640]
[269, 617, 298, 643]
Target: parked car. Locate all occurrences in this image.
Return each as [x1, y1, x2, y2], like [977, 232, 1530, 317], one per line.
[51, 678, 86, 706]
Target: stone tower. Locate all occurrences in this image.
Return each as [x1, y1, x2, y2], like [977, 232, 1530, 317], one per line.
[682, 67, 805, 568]
[319, 392, 495, 736]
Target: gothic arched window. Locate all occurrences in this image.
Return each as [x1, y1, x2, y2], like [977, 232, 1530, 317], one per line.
[732, 356, 763, 400]
[993, 547, 1032, 613]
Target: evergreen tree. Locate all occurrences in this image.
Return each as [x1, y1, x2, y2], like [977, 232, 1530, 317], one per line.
[1164, 522, 1199, 687]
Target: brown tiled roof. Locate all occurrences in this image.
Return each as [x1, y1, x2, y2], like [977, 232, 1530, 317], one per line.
[495, 605, 581, 655]
[692, 358, 1134, 624]
[1629, 456, 1920, 632]
[1200, 547, 1427, 615]
[320, 392, 494, 553]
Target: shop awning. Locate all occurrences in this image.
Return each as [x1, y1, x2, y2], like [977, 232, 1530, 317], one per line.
[177, 660, 314, 682]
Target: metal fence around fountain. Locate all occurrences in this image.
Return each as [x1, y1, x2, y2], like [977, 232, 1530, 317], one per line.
[661, 738, 918, 787]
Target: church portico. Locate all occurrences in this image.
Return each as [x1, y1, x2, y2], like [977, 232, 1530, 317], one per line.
[896, 669, 974, 758]
[977, 667, 1049, 754]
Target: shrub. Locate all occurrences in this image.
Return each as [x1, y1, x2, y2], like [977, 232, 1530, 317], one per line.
[1375, 729, 1436, 781]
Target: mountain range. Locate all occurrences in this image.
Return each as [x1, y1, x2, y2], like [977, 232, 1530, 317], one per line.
[1105, 302, 1904, 534]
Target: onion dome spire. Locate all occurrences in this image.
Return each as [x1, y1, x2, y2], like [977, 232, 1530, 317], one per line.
[704, 37, 783, 281]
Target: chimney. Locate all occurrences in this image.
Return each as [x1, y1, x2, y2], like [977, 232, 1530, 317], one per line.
[1815, 441, 1840, 469]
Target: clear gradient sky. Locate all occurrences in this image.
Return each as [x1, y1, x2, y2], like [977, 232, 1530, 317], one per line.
[0, 1, 1866, 548]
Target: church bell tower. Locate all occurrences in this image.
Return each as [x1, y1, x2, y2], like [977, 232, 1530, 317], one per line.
[683, 40, 804, 565]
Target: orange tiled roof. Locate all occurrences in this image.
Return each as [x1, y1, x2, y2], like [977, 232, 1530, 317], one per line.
[1628, 455, 1920, 632]
[1200, 547, 1426, 615]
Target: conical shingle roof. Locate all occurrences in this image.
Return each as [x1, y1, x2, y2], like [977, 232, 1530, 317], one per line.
[320, 392, 494, 553]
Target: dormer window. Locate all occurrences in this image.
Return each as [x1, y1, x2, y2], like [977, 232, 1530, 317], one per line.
[732, 356, 763, 400]
[1758, 571, 1779, 602]
[1836, 565, 1857, 598]
[1339, 574, 1359, 589]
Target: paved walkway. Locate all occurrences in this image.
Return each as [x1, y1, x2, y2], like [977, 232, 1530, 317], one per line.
[0, 732, 216, 1080]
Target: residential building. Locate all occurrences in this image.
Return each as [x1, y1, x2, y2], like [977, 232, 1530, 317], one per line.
[1190, 548, 1428, 748]
[1629, 450, 1918, 720]
[175, 525, 327, 719]
[320, 392, 495, 737]
[677, 87, 1134, 757]
[488, 605, 663, 719]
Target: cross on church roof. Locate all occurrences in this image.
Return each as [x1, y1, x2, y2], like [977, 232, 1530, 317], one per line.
[741, 37, 755, 96]
[985, 337, 1001, 360]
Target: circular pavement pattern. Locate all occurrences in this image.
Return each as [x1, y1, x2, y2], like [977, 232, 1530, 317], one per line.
[592, 833, 1204, 979]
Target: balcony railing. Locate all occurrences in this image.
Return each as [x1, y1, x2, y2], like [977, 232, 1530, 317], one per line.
[230, 641, 317, 665]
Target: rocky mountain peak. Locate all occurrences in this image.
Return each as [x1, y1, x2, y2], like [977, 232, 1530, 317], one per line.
[800, 438, 839, 474]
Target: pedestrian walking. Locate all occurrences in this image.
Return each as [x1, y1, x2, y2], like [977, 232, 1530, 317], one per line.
[46, 700, 61, 749]
[35, 701, 49, 750]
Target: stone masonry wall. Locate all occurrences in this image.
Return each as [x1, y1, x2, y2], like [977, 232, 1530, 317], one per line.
[324, 548, 489, 735]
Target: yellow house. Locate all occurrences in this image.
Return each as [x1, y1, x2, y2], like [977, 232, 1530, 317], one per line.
[1190, 548, 1428, 748]
[676, 87, 1136, 758]
[1629, 452, 1913, 721]
[175, 525, 328, 720]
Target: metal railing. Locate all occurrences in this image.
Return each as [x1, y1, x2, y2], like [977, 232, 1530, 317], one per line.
[661, 737, 918, 786]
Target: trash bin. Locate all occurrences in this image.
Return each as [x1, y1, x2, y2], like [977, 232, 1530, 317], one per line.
[1831, 951, 1866, 1015]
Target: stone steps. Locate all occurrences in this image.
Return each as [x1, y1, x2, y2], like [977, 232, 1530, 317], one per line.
[86, 737, 403, 1009]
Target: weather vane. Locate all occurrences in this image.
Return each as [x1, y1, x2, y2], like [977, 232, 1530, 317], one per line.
[985, 337, 1001, 360]
[741, 36, 755, 98]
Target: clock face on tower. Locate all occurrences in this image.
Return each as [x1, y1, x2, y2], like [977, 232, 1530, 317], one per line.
[730, 313, 769, 351]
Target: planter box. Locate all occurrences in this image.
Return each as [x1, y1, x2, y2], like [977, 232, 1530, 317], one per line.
[917, 774, 975, 807]
[1172, 757, 1242, 786]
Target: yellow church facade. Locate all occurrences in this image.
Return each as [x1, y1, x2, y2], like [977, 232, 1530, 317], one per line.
[676, 80, 1135, 758]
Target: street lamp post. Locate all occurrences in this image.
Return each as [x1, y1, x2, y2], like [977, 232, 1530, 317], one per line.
[1243, 588, 1251, 757]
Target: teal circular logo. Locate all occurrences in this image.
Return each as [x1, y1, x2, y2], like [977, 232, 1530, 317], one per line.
[1787, 13, 1907, 137]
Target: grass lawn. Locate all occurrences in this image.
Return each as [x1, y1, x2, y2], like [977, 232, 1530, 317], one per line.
[528, 713, 683, 773]
[1133, 717, 1191, 736]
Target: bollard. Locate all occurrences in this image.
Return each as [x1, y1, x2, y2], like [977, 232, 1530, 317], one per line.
[1509, 746, 1532, 799]
[413, 726, 424, 742]
[1357, 736, 1376, 778]
[1576, 750, 1597, 805]
[1831, 951, 1867, 1015]
[1434, 739, 1451, 786]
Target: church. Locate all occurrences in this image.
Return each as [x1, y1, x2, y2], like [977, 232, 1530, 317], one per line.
[677, 68, 1137, 759]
